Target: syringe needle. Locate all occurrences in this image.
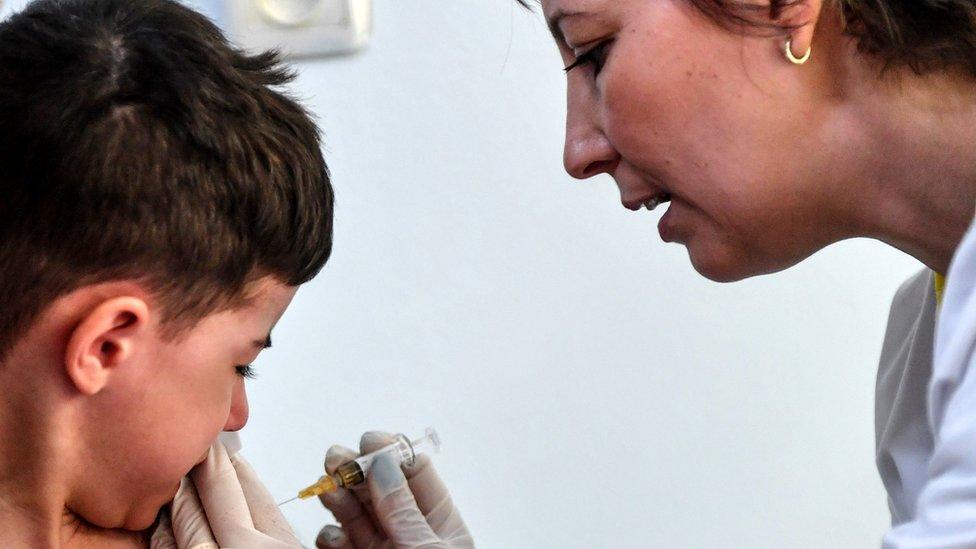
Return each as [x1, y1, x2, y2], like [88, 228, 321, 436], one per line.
[277, 496, 299, 506]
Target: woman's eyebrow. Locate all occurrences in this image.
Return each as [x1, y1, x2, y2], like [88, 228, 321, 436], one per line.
[547, 9, 589, 47]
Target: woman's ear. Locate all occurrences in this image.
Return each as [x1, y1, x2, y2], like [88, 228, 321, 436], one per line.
[64, 297, 150, 395]
[778, 0, 824, 62]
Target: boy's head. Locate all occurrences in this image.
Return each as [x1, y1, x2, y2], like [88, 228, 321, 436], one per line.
[0, 0, 333, 530]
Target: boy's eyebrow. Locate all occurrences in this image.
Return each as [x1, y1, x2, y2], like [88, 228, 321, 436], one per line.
[252, 334, 272, 349]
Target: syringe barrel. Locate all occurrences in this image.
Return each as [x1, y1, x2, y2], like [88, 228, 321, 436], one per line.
[335, 434, 414, 488]
[359, 433, 414, 468]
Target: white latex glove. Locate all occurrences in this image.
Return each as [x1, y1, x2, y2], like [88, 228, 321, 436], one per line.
[315, 431, 474, 549]
[151, 439, 302, 549]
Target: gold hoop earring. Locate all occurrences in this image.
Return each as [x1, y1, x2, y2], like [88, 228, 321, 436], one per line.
[784, 38, 811, 65]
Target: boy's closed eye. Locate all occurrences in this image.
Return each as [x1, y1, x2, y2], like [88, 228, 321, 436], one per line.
[235, 364, 257, 379]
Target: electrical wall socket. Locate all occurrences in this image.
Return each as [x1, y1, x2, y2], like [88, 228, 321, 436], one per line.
[220, 0, 371, 59]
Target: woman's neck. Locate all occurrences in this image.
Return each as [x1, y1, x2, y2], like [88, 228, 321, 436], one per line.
[838, 59, 976, 273]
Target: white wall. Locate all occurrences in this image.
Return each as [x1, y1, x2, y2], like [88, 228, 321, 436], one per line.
[2, 1, 926, 547]
[241, 3, 923, 546]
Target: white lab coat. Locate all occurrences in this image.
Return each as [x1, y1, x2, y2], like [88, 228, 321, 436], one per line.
[879, 218, 976, 547]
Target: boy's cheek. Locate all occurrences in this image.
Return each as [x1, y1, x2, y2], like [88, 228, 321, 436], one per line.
[136, 397, 223, 477]
[115, 362, 232, 493]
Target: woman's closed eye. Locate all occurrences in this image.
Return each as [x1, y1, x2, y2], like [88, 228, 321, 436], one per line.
[564, 39, 615, 76]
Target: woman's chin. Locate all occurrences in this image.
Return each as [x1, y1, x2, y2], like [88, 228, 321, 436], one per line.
[687, 239, 802, 282]
[687, 242, 761, 283]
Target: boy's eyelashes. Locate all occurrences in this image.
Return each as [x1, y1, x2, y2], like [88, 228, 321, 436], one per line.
[235, 364, 257, 379]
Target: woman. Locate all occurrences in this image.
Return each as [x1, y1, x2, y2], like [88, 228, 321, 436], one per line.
[518, 0, 976, 544]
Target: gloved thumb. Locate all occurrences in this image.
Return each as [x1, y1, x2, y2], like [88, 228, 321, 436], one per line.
[367, 452, 447, 548]
[315, 525, 353, 549]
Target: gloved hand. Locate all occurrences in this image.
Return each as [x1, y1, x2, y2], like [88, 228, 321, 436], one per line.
[151, 439, 302, 549]
[316, 431, 474, 549]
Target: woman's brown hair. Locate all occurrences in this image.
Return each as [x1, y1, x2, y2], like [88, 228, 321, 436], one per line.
[519, 0, 976, 77]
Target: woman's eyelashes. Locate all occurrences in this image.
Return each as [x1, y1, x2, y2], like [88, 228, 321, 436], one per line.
[235, 364, 257, 380]
[564, 39, 614, 76]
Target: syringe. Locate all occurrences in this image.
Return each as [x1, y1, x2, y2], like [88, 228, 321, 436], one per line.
[278, 428, 441, 506]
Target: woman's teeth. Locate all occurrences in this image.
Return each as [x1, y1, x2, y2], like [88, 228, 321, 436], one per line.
[643, 194, 671, 211]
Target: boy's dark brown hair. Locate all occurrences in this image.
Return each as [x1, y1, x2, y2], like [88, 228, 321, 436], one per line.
[0, 0, 334, 358]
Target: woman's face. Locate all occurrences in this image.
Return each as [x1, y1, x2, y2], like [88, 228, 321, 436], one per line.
[545, 0, 850, 281]
[69, 277, 298, 530]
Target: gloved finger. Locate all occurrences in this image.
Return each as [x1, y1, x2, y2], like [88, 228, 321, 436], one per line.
[355, 431, 397, 508]
[367, 452, 446, 548]
[396, 455, 474, 545]
[149, 507, 178, 549]
[359, 431, 396, 455]
[218, 431, 243, 456]
[315, 525, 355, 549]
[231, 452, 302, 544]
[400, 455, 460, 532]
[189, 440, 256, 546]
[324, 444, 358, 475]
[325, 444, 377, 517]
[361, 432, 429, 483]
[362, 432, 450, 522]
[168, 477, 219, 549]
[318, 480, 381, 548]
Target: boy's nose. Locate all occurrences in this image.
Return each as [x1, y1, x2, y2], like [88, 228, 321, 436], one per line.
[223, 380, 250, 432]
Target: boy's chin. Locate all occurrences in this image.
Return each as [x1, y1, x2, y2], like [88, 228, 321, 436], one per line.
[66, 500, 162, 537]
[121, 496, 172, 532]
[117, 482, 183, 531]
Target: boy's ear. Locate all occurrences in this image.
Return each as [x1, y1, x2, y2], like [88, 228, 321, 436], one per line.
[65, 297, 150, 395]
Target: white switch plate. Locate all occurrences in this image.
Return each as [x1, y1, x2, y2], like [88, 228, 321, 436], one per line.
[220, 0, 371, 59]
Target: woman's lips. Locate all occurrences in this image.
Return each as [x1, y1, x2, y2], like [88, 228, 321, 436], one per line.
[621, 191, 681, 241]
[623, 191, 671, 211]
[641, 194, 671, 211]
[658, 199, 679, 242]
[618, 176, 682, 242]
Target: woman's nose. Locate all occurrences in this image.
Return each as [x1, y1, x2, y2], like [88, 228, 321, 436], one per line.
[563, 82, 619, 179]
[223, 379, 250, 432]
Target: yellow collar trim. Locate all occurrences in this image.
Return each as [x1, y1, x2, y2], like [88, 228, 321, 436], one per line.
[935, 271, 947, 306]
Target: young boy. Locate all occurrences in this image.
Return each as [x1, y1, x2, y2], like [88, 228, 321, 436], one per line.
[0, 1, 470, 547]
